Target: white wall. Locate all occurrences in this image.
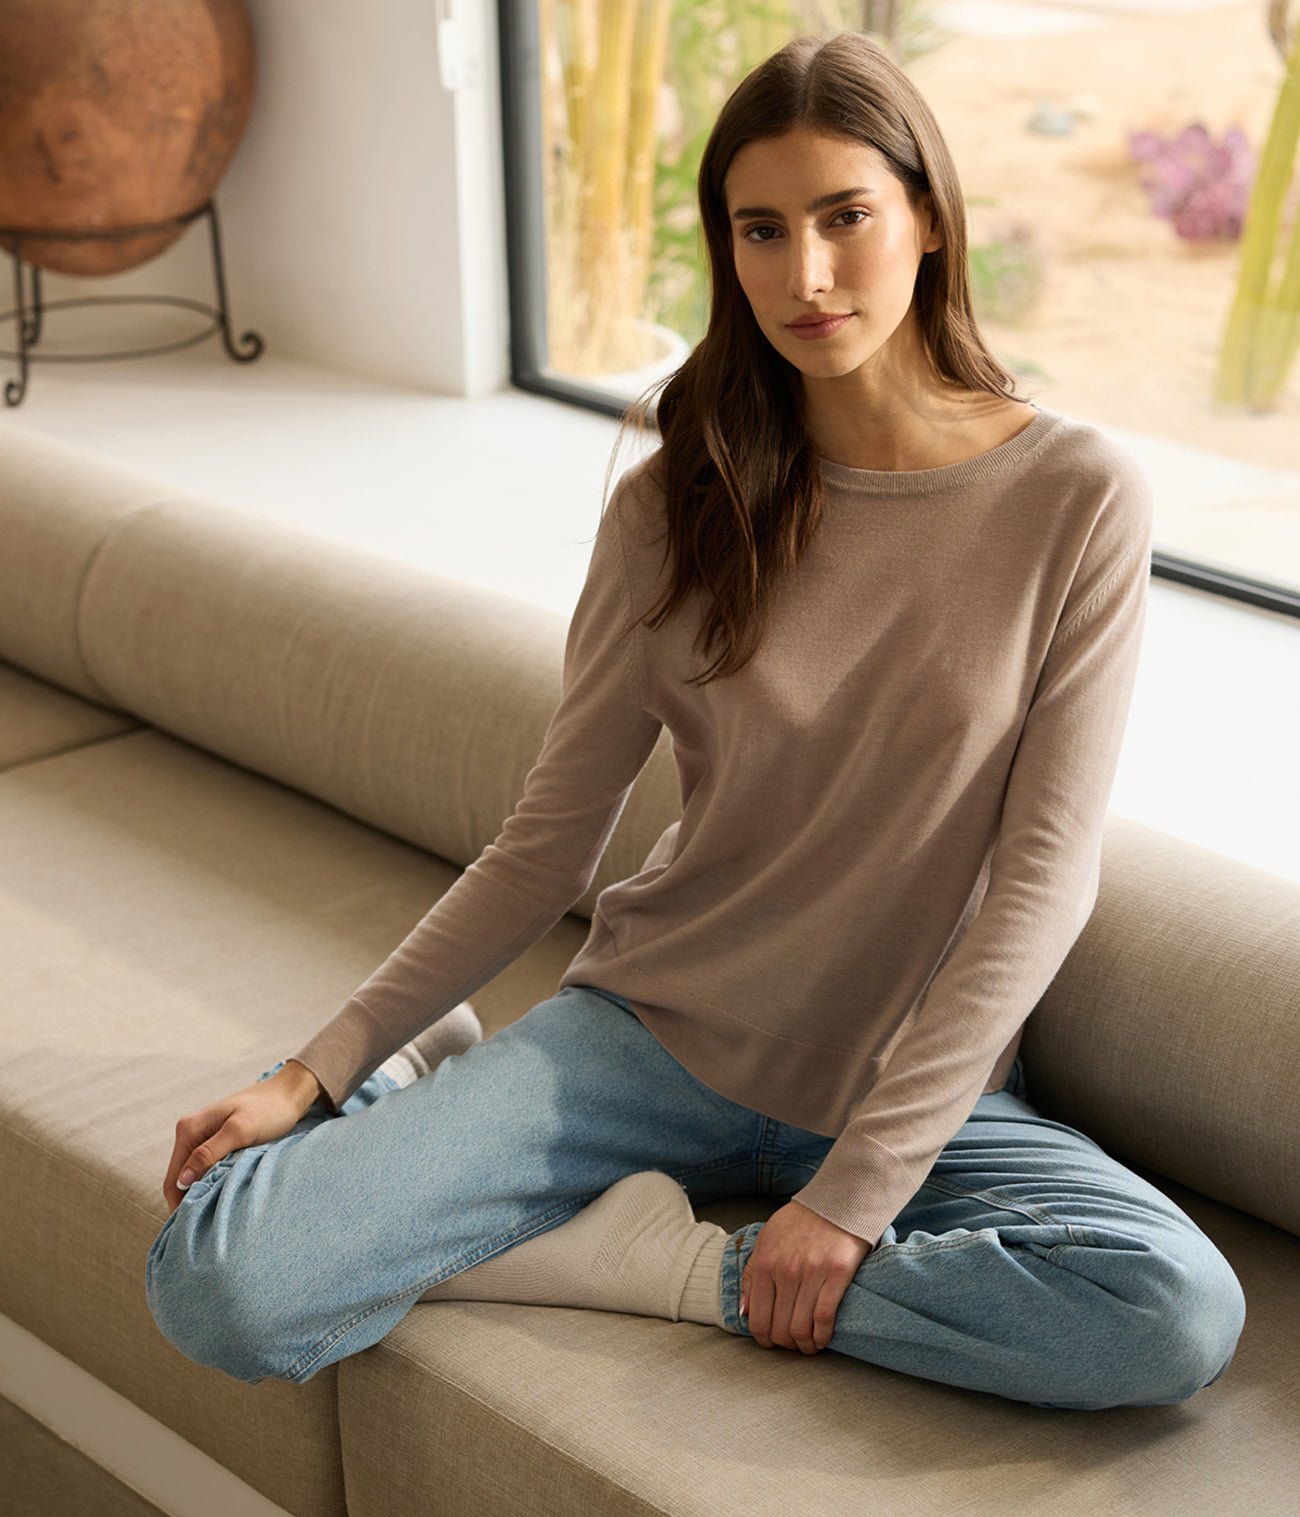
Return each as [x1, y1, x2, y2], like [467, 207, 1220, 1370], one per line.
[31, 0, 509, 396]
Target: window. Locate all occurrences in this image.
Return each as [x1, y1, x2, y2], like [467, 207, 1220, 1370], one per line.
[498, 0, 1300, 618]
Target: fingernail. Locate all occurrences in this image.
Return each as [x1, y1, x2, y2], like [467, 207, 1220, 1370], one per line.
[178, 1170, 194, 1188]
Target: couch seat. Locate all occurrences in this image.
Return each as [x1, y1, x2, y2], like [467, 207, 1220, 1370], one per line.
[0, 721, 586, 1517]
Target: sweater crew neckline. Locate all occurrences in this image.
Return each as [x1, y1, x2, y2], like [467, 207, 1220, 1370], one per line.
[814, 403, 1063, 497]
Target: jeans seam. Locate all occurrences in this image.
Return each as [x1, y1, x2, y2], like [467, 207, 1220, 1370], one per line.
[920, 1175, 1096, 1245]
[775, 1168, 1099, 1251]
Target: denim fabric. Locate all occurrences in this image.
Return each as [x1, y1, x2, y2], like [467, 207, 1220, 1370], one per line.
[145, 984, 1244, 1408]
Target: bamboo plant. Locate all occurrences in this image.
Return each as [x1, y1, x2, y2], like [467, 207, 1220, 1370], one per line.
[541, 0, 672, 376]
[1215, 0, 1300, 409]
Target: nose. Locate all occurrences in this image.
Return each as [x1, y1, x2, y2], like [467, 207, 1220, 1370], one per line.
[786, 228, 833, 302]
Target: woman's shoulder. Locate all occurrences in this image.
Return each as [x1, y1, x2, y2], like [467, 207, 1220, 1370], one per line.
[1028, 411, 1154, 582]
[1030, 405, 1145, 485]
[1016, 405, 1152, 527]
[612, 445, 667, 498]
[605, 447, 670, 545]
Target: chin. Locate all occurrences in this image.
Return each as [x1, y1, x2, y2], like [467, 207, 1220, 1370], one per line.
[785, 349, 864, 378]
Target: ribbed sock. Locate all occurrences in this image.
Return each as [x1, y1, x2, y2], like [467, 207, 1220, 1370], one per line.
[378, 1001, 482, 1088]
[418, 1169, 732, 1326]
[677, 1228, 730, 1330]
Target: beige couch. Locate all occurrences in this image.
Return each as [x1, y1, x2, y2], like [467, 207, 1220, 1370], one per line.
[1, 422, 1297, 1517]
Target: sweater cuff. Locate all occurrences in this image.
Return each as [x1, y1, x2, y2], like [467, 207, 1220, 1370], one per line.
[790, 1128, 914, 1250]
[286, 992, 392, 1114]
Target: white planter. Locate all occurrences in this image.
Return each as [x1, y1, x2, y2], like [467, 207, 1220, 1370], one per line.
[579, 319, 692, 402]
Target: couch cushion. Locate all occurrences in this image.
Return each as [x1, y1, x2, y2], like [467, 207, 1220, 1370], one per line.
[0, 426, 179, 702]
[74, 492, 681, 923]
[0, 657, 140, 769]
[337, 1179, 1298, 1517]
[0, 723, 590, 1517]
[1025, 814, 1300, 1238]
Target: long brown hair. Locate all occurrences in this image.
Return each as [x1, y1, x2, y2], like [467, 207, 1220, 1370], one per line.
[604, 29, 1029, 687]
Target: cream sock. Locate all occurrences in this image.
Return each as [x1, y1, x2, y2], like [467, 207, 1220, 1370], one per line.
[378, 1001, 482, 1088]
[677, 1228, 731, 1331]
[418, 1170, 731, 1325]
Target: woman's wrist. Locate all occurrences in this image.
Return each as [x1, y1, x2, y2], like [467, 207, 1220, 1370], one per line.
[279, 1057, 326, 1112]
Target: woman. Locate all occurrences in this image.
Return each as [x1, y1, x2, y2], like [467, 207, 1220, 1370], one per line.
[146, 31, 1245, 1408]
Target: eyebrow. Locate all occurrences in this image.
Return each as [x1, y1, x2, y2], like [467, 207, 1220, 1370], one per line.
[730, 186, 874, 220]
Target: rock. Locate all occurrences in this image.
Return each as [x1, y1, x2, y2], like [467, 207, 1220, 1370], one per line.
[1027, 103, 1077, 137]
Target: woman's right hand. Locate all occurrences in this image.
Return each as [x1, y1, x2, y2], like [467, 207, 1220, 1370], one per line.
[162, 1058, 325, 1215]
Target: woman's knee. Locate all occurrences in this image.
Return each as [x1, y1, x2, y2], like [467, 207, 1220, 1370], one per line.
[1070, 1225, 1247, 1407]
[144, 1192, 299, 1383]
[1135, 1243, 1246, 1404]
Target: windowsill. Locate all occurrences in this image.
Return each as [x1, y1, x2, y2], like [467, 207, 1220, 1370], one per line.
[4, 350, 1296, 884]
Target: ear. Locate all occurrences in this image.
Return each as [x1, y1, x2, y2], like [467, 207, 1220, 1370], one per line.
[919, 192, 944, 255]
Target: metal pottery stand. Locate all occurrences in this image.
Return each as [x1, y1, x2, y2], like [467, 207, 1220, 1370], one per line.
[0, 198, 264, 405]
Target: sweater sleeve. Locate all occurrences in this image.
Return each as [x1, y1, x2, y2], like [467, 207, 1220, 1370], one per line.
[791, 459, 1155, 1247]
[287, 469, 664, 1111]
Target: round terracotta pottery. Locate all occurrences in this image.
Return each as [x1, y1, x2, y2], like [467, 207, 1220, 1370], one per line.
[0, 0, 256, 275]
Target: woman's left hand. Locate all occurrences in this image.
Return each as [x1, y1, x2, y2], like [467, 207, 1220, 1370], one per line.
[740, 1199, 873, 1353]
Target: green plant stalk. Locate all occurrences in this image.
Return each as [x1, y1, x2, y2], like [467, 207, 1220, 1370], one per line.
[1256, 152, 1300, 393]
[1215, 20, 1300, 408]
[626, 0, 673, 340]
[576, 0, 636, 369]
[1242, 233, 1300, 402]
[553, 0, 591, 184]
[543, 0, 586, 371]
[549, 0, 588, 207]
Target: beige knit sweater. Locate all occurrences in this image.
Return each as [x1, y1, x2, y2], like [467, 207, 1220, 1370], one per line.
[290, 404, 1154, 1247]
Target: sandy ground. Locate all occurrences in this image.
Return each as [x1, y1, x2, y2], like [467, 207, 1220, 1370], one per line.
[910, 0, 1300, 579]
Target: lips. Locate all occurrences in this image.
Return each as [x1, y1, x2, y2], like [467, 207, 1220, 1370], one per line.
[786, 314, 853, 339]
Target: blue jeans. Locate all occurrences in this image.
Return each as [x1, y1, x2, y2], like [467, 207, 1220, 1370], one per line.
[145, 984, 1245, 1407]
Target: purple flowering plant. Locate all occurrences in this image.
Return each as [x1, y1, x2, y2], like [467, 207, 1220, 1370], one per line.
[1127, 122, 1257, 242]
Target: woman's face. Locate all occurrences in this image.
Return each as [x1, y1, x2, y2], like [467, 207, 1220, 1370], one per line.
[724, 124, 942, 382]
